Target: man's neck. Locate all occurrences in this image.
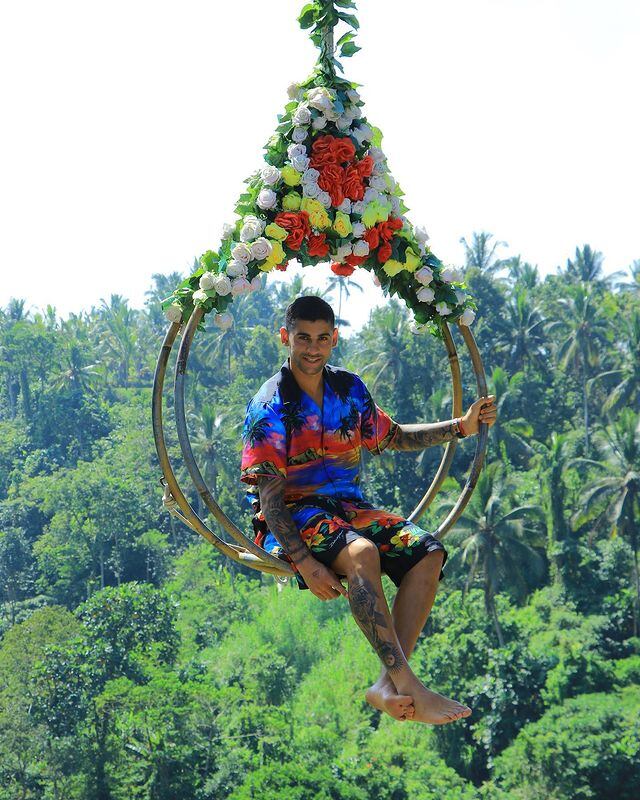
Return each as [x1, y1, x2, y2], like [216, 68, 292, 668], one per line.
[287, 358, 324, 400]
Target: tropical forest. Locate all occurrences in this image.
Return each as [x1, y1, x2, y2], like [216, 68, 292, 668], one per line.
[0, 234, 639, 799]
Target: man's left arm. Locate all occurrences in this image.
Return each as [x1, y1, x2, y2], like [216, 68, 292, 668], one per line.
[389, 395, 497, 452]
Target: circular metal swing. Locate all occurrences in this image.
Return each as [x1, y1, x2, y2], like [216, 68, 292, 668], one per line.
[152, 304, 489, 578]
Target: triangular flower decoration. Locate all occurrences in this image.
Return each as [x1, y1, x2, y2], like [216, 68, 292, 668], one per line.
[162, 1, 477, 334]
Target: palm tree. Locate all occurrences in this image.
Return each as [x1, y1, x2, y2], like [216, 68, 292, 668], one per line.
[326, 274, 363, 328]
[496, 288, 548, 375]
[485, 366, 535, 468]
[570, 408, 640, 635]
[559, 245, 624, 290]
[96, 295, 139, 387]
[357, 300, 410, 392]
[459, 231, 509, 277]
[531, 432, 572, 589]
[505, 257, 540, 290]
[615, 260, 640, 295]
[546, 284, 611, 454]
[50, 341, 101, 393]
[189, 403, 238, 516]
[437, 462, 546, 645]
[590, 308, 640, 415]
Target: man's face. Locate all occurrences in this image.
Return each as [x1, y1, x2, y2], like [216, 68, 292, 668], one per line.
[280, 318, 338, 377]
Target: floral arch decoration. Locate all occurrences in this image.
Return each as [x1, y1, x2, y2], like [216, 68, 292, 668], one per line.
[153, 1, 488, 579]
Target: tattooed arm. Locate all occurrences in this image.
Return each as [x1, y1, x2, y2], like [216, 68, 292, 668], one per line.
[389, 420, 460, 451]
[257, 476, 347, 601]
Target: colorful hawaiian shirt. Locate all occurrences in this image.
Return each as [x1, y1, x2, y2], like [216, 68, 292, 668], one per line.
[240, 360, 399, 503]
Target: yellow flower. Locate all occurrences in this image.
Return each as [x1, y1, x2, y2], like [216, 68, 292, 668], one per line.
[382, 259, 405, 277]
[333, 211, 352, 238]
[404, 248, 420, 273]
[390, 531, 419, 548]
[281, 165, 302, 186]
[265, 223, 288, 241]
[282, 191, 302, 211]
[361, 202, 379, 229]
[301, 197, 331, 229]
[262, 239, 285, 270]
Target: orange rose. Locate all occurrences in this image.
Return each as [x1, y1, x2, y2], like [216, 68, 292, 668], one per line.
[331, 262, 356, 276]
[356, 155, 374, 178]
[307, 233, 329, 258]
[343, 165, 365, 201]
[332, 136, 356, 164]
[318, 164, 345, 207]
[377, 241, 392, 263]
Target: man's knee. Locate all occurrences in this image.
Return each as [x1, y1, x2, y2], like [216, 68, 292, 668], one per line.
[333, 537, 380, 576]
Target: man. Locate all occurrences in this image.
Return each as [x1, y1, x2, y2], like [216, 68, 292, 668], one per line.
[240, 296, 497, 724]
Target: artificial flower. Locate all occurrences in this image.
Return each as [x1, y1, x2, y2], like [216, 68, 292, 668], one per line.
[282, 191, 302, 211]
[291, 126, 308, 143]
[441, 266, 463, 283]
[331, 262, 356, 276]
[353, 239, 370, 257]
[257, 188, 277, 210]
[226, 259, 247, 278]
[199, 271, 216, 290]
[292, 103, 311, 126]
[250, 237, 273, 260]
[435, 301, 452, 315]
[260, 165, 280, 186]
[281, 165, 302, 186]
[164, 303, 183, 323]
[214, 275, 232, 296]
[231, 277, 251, 295]
[404, 248, 421, 273]
[415, 266, 434, 286]
[231, 242, 252, 265]
[214, 312, 233, 330]
[382, 259, 405, 277]
[300, 197, 330, 229]
[416, 286, 435, 303]
[307, 232, 330, 258]
[264, 222, 288, 241]
[460, 308, 476, 326]
[333, 211, 353, 238]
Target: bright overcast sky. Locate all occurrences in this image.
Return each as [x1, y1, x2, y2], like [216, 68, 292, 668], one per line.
[1, 0, 638, 332]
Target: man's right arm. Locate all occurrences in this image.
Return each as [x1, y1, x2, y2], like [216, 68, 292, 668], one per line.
[256, 476, 347, 601]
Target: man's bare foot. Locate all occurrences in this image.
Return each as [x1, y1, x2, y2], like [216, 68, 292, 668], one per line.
[395, 678, 471, 725]
[366, 675, 415, 721]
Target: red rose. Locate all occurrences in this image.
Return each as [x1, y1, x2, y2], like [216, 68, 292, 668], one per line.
[363, 227, 380, 250]
[380, 544, 392, 553]
[318, 164, 345, 207]
[310, 135, 337, 169]
[356, 155, 374, 178]
[332, 136, 356, 164]
[388, 216, 403, 232]
[307, 233, 329, 258]
[343, 165, 365, 201]
[344, 254, 367, 267]
[286, 228, 305, 251]
[331, 262, 356, 276]
[298, 210, 312, 236]
[275, 261, 289, 271]
[377, 242, 392, 263]
[274, 212, 302, 231]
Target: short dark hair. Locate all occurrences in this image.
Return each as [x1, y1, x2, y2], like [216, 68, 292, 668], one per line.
[285, 296, 335, 330]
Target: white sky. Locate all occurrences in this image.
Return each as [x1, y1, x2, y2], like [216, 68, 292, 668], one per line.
[1, 0, 639, 333]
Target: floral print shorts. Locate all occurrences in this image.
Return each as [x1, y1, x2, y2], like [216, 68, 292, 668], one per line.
[258, 496, 448, 590]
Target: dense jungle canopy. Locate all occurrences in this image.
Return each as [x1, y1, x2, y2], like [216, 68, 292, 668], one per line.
[0, 234, 639, 799]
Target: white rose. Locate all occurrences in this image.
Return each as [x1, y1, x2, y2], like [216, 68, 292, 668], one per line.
[312, 115, 328, 130]
[353, 124, 372, 147]
[231, 277, 251, 296]
[293, 103, 311, 125]
[352, 200, 366, 215]
[214, 275, 232, 296]
[301, 167, 320, 184]
[240, 220, 261, 242]
[414, 225, 430, 245]
[416, 286, 435, 303]
[192, 288, 208, 303]
[221, 222, 236, 238]
[307, 87, 334, 112]
[302, 181, 320, 198]
[351, 105, 362, 120]
[336, 115, 351, 131]
[369, 176, 387, 191]
[226, 259, 247, 278]
[369, 146, 385, 162]
[459, 308, 476, 326]
[435, 301, 452, 316]
[364, 187, 379, 204]
[317, 191, 332, 208]
[256, 188, 277, 210]
[244, 214, 265, 234]
[336, 243, 352, 261]
[415, 266, 434, 286]
[199, 271, 217, 290]
[287, 82, 301, 100]
[260, 165, 280, 186]
[287, 143, 306, 160]
[324, 105, 341, 122]
[353, 240, 370, 257]
[338, 198, 352, 214]
[441, 266, 463, 283]
[251, 237, 272, 261]
[372, 162, 386, 176]
[343, 105, 357, 122]
[250, 275, 262, 292]
[390, 197, 401, 214]
[214, 312, 234, 330]
[455, 290, 468, 305]
[346, 89, 361, 104]
[231, 242, 252, 265]
[291, 126, 308, 143]
[291, 155, 310, 172]
[352, 222, 366, 238]
[164, 303, 183, 323]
